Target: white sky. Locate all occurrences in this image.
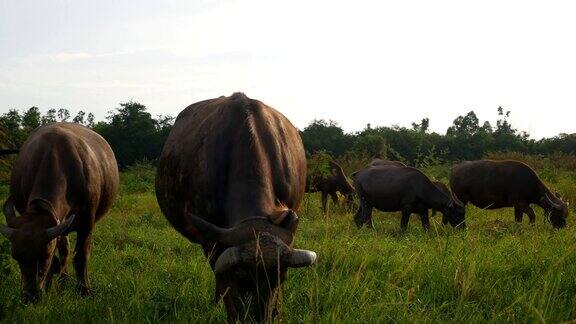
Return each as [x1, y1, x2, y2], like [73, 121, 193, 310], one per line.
[1, 0, 575, 138]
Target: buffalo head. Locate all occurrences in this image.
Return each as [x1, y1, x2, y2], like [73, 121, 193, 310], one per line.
[185, 210, 317, 322]
[441, 194, 466, 229]
[0, 199, 75, 303]
[542, 193, 568, 228]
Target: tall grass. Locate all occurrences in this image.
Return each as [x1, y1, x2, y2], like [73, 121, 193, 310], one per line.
[1, 162, 576, 322]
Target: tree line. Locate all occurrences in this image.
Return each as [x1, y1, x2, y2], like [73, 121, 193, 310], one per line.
[301, 107, 576, 165]
[0, 103, 172, 168]
[1, 103, 575, 168]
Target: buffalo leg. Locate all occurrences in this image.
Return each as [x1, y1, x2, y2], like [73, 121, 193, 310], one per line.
[330, 192, 338, 207]
[57, 236, 70, 278]
[518, 204, 536, 224]
[419, 211, 430, 231]
[514, 206, 524, 223]
[321, 192, 328, 213]
[74, 228, 93, 295]
[365, 206, 374, 228]
[526, 206, 536, 223]
[400, 210, 411, 232]
[45, 236, 70, 289]
[354, 198, 373, 228]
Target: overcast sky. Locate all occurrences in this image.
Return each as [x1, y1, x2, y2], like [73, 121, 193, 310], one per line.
[1, 0, 575, 138]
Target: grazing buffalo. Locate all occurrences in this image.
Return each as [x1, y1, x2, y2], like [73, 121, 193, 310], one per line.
[306, 160, 355, 212]
[450, 160, 569, 228]
[353, 165, 466, 230]
[155, 93, 317, 323]
[0, 123, 119, 303]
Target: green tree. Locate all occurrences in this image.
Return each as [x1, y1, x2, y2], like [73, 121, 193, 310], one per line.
[57, 108, 70, 122]
[22, 107, 41, 132]
[412, 118, 430, 133]
[73, 110, 86, 124]
[445, 110, 493, 160]
[94, 101, 173, 168]
[300, 119, 353, 156]
[0, 109, 25, 148]
[87, 113, 95, 127]
[42, 109, 57, 125]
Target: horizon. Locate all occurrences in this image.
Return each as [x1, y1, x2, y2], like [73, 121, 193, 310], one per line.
[2, 0, 576, 140]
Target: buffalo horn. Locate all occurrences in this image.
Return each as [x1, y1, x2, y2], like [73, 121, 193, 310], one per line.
[285, 249, 317, 268]
[3, 200, 17, 224]
[0, 225, 15, 240]
[545, 193, 563, 210]
[452, 193, 465, 207]
[214, 247, 242, 274]
[46, 214, 75, 240]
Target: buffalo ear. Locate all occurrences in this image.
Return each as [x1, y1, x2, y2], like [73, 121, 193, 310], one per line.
[0, 225, 16, 240]
[276, 210, 299, 232]
[3, 198, 18, 224]
[30, 198, 56, 215]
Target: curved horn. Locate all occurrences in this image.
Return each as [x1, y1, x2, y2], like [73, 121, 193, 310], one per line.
[452, 192, 464, 207]
[184, 213, 235, 245]
[544, 193, 563, 210]
[46, 214, 75, 240]
[3, 200, 17, 224]
[214, 247, 242, 274]
[0, 224, 15, 240]
[284, 249, 317, 268]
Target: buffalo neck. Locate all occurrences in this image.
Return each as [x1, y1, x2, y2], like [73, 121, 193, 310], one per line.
[222, 117, 277, 227]
[24, 149, 71, 222]
[537, 183, 564, 209]
[420, 180, 451, 210]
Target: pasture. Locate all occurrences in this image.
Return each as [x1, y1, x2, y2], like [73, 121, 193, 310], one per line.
[1, 162, 576, 323]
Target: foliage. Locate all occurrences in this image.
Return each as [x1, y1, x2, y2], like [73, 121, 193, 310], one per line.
[300, 107, 576, 165]
[307, 151, 333, 180]
[2, 104, 575, 169]
[0, 103, 174, 169]
[94, 102, 173, 168]
[300, 120, 354, 157]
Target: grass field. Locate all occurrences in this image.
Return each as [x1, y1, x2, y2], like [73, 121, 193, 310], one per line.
[1, 163, 576, 323]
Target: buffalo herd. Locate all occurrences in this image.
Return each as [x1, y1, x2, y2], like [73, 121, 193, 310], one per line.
[0, 93, 570, 322]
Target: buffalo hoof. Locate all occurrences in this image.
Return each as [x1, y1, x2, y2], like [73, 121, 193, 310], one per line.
[22, 291, 41, 304]
[77, 284, 92, 296]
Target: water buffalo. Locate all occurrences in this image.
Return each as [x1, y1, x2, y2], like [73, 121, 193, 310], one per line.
[0, 123, 119, 302]
[450, 160, 569, 228]
[353, 165, 466, 230]
[306, 160, 355, 212]
[155, 93, 317, 323]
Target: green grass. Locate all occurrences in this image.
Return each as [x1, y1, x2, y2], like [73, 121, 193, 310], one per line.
[1, 166, 576, 323]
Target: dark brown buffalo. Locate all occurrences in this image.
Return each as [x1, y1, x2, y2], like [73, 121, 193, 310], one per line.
[0, 123, 119, 302]
[353, 165, 466, 230]
[450, 160, 569, 228]
[155, 93, 317, 323]
[306, 160, 355, 212]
